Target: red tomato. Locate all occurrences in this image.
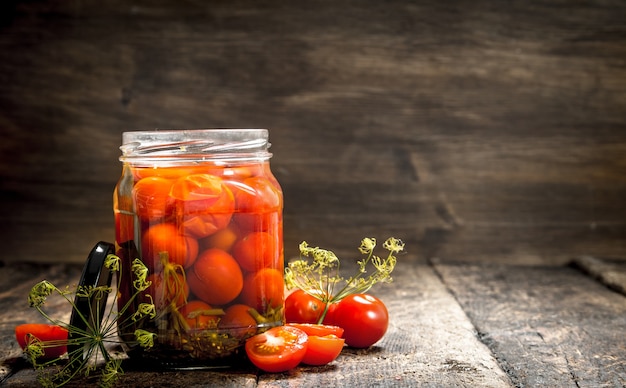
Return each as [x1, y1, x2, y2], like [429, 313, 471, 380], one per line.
[15, 323, 68, 359]
[286, 323, 344, 338]
[229, 177, 282, 232]
[236, 211, 281, 234]
[187, 248, 243, 305]
[218, 304, 258, 339]
[172, 174, 235, 238]
[300, 334, 344, 366]
[141, 223, 199, 270]
[284, 289, 328, 324]
[240, 268, 284, 312]
[232, 232, 277, 272]
[245, 326, 308, 373]
[179, 300, 219, 330]
[326, 294, 389, 348]
[133, 176, 175, 221]
[132, 166, 208, 180]
[169, 173, 224, 201]
[219, 165, 259, 179]
[199, 224, 240, 252]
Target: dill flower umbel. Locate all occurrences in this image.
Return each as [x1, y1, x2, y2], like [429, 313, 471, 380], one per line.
[284, 237, 404, 324]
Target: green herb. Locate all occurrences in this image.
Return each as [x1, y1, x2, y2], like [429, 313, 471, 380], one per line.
[24, 255, 155, 388]
[284, 237, 404, 323]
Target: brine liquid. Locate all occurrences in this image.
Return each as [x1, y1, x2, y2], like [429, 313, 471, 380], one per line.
[113, 162, 284, 367]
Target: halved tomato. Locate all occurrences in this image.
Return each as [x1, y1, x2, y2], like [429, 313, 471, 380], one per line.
[286, 323, 344, 338]
[15, 323, 68, 359]
[286, 323, 345, 366]
[300, 334, 344, 366]
[245, 325, 308, 373]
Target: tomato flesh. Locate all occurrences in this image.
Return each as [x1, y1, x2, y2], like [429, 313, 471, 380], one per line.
[245, 326, 308, 373]
[301, 334, 344, 366]
[285, 324, 345, 366]
[15, 323, 68, 359]
[286, 323, 344, 338]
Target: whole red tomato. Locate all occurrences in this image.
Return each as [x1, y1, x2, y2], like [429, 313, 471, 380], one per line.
[187, 248, 243, 305]
[219, 304, 258, 339]
[179, 300, 219, 330]
[170, 174, 235, 238]
[229, 176, 282, 232]
[133, 176, 175, 221]
[326, 294, 388, 348]
[141, 223, 199, 270]
[232, 231, 278, 272]
[284, 289, 328, 324]
[240, 268, 284, 312]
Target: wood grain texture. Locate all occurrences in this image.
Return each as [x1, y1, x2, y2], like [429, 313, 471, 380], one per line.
[432, 260, 626, 387]
[0, 0, 625, 264]
[1, 262, 512, 387]
[572, 256, 626, 296]
[252, 263, 511, 388]
[3, 260, 625, 386]
[0, 263, 81, 382]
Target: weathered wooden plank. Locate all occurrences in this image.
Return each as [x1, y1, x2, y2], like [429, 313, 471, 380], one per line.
[254, 263, 511, 388]
[4, 368, 259, 388]
[1, 0, 626, 265]
[0, 264, 82, 382]
[572, 256, 626, 297]
[1, 262, 511, 387]
[432, 261, 626, 387]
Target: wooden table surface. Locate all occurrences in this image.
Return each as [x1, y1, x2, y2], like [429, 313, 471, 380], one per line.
[1, 0, 626, 268]
[2, 256, 625, 387]
[1, 1, 626, 386]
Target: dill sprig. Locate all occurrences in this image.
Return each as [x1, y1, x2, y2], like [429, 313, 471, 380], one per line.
[284, 237, 404, 323]
[24, 254, 155, 388]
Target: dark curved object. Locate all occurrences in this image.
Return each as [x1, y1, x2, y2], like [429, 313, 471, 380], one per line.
[68, 241, 115, 367]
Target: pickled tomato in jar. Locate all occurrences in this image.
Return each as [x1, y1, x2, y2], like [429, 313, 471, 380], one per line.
[113, 129, 284, 367]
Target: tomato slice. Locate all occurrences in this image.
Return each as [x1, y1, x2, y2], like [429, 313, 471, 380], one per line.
[301, 334, 345, 366]
[284, 324, 344, 366]
[15, 323, 69, 359]
[245, 326, 308, 373]
[286, 323, 344, 338]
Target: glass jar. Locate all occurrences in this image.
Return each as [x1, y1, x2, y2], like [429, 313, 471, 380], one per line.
[113, 129, 284, 368]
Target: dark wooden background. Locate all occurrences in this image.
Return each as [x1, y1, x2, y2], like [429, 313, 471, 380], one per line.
[1, 0, 625, 265]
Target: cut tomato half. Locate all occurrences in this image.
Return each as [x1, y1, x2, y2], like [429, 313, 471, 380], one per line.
[245, 325, 308, 373]
[301, 334, 345, 366]
[15, 323, 68, 359]
[286, 323, 344, 338]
